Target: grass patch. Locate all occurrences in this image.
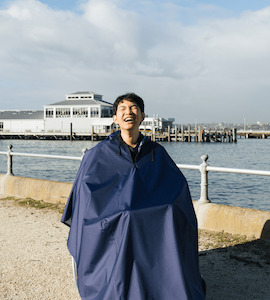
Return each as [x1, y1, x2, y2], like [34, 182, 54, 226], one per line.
[1, 196, 65, 213]
[1, 196, 15, 201]
[199, 229, 256, 250]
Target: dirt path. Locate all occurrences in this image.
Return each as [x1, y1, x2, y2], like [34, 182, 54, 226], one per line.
[0, 199, 80, 300]
[1, 198, 270, 299]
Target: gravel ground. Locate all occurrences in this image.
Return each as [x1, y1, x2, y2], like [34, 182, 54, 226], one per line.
[0, 199, 80, 300]
[1, 198, 270, 299]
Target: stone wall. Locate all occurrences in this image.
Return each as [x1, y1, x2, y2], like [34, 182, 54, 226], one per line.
[0, 174, 72, 204]
[193, 201, 270, 239]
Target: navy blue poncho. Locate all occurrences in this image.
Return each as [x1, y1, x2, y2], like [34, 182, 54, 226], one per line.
[61, 132, 205, 299]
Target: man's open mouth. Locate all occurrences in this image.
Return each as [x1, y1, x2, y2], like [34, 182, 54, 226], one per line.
[124, 118, 134, 122]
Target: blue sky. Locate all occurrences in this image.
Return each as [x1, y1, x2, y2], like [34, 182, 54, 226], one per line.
[37, 0, 83, 11]
[35, 0, 270, 15]
[1, 0, 270, 123]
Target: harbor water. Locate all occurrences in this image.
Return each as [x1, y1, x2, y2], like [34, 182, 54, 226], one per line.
[0, 138, 269, 211]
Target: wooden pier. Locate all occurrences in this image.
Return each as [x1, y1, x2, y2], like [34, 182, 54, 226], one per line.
[237, 130, 270, 139]
[0, 126, 237, 142]
[148, 126, 237, 143]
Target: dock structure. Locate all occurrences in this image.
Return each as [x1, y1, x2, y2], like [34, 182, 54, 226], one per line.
[0, 126, 237, 142]
[148, 126, 237, 143]
[0, 131, 109, 141]
[237, 130, 270, 139]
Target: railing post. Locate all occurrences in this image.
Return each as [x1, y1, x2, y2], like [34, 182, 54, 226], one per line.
[7, 145, 14, 175]
[198, 154, 210, 203]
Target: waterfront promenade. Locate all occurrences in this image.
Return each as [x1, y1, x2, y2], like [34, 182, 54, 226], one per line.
[1, 197, 270, 300]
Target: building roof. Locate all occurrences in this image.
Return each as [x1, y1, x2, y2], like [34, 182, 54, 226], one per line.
[46, 99, 113, 107]
[69, 91, 102, 96]
[0, 110, 44, 120]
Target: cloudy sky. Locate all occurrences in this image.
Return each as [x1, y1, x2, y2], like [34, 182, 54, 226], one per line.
[1, 0, 270, 123]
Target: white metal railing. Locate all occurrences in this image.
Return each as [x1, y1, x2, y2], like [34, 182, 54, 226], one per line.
[1, 146, 270, 204]
[0, 145, 84, 176]
[176, 154, 270, 203]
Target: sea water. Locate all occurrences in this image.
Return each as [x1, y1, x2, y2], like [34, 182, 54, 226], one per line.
[0, 138, 269, 211]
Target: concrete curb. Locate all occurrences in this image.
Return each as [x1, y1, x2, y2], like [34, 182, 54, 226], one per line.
[1, 174, 269, 239]
[193, 201, 270, 239]
[0, 174, 72, 204]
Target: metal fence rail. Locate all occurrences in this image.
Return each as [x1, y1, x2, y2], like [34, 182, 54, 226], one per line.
[176, 154, 270, 204]
[11, 152, 82, 160]
[1, 145, 270, 204]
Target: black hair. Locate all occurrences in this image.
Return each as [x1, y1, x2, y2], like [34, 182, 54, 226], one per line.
[113, 93, 144, 115]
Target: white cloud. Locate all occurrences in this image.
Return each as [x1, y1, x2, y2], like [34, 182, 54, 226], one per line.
[1, 0, 270, 123]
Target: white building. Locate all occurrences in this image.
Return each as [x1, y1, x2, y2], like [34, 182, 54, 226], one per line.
[140, 116, 175, 131]
[44, 91, 114, 134]
[0, 110, 44, 133]
[0, 91, 174, 137]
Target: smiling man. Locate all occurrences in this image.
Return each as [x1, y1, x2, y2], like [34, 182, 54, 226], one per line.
[113, 94, 145, 148]
[61, 93, 205, 300]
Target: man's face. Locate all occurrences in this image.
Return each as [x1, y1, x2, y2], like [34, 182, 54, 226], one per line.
[113, 99, 145, 131]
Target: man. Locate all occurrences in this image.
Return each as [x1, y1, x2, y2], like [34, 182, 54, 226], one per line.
[61, 93, 205, 299]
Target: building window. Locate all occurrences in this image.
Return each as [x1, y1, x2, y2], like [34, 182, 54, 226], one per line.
[56, 107, 71, 118]
[80, 96, 92, 99]
[101, 107, 113, 118]
[0, 122, 3, 132]
[91, 107, 99, 117]
[45, 108, 54, 118]
[73, 107, 88, 118]
[141, 121, 152, 126]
